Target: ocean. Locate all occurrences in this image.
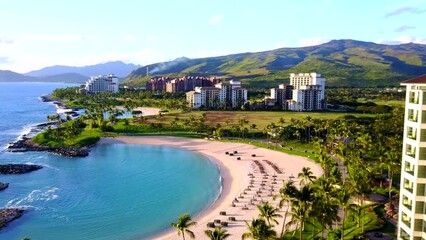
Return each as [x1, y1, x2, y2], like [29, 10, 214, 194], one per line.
[0, 82, 221, 240]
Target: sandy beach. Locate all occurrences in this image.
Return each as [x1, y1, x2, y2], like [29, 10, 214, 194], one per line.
[99, 136, 322, 240]
[115, 106, 161, 116]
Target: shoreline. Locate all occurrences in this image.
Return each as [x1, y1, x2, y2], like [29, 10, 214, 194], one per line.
[99, 136, 323, 240]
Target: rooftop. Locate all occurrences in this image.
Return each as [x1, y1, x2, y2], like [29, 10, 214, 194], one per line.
[401, 74, 426, 84]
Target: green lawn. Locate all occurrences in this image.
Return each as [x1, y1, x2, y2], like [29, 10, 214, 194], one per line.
[141, 111, 376, 131]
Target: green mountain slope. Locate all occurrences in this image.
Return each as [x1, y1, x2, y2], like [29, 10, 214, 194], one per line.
[124, 39, 426, 88]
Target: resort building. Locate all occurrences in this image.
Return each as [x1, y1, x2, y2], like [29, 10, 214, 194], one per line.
[84, 74, 119, 93]
[146, 76, 221, 93]
[186, 80, 247, 109]
[267, 73, 326, 111]
[398, 74, 426, 240]
[287, 85, 324, 111]
[270, 84, 294, 106]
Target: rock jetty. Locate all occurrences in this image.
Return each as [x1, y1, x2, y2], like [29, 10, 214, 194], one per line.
[0, 208, 25, 230]
[7, 137, 90, 157]
[0, 164, 43, 174]
[0, 182, 9, 191]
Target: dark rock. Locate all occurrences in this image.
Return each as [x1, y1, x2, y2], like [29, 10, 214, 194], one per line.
[39, 95, 53, 102]
[0, 208, 25, 230]
[0, 164, 43, 174]
[0, 182, 9, 191]
[7, 138, 90, 157]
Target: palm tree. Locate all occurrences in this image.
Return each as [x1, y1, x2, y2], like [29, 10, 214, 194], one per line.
[276, 180, 298, 237]
[297, 167, 316, 186]
[171, 213, 197, 240]
[287, 185, 315, 240]
[242, 218, 277, 240]
[336, 185, 352, 240]
[205, 227, 230, 240]
[257, 201, 282, 226]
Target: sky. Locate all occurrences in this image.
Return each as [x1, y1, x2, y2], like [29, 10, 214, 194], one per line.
[0, 0, 425, 73]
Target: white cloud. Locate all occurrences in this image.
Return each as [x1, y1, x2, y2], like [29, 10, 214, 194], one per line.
[208, 15, 223, 25]
[385, 6, 426, 18]
[18, 34, 97, 42]
[298, 37, 330, 47]
[0, 34, 13, 44]
[377, 36, 426, 45]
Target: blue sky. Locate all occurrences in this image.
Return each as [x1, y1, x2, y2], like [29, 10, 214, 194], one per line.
[0, 0, 425, 73]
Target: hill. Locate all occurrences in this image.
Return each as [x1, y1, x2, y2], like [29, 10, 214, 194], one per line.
[0, 70, 37, 82]
[124, 39, 426, 88]
[37, 73, 89, 84]
[26, 61, 140, 78]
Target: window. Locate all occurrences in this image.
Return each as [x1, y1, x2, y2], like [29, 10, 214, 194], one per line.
[409, 91, 419, 104]
[408, 126, 417, 140]
[419, 166, 426, 178]
[414, 219, 422, 231]
[406, 144, 416, 158]
[404, 178, 413, 193]
[402, 212, 411, 227]
[417, 184, 426, 196]
[403, 195, 413, 210]
[415, 201, 424, 214]
[405, 161, 415, 175]
[420, 148, 426, 160]
[408, 109, 418, 122]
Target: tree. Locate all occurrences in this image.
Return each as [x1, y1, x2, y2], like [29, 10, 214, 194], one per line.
[242, 218, 277, 240]
[287, 185, 315, 240]
[204, 227, 230, 240]
[298, 167, 316, 186]
[336, 185, 352, 240]
[276, 180, 298, 237]
[257, 201, 282, 226]
[171, 213, 197, 240]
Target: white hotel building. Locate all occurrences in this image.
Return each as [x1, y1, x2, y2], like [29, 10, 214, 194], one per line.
[186, 80, 247, 109]
[398, 75, 426, 240]
[84, 74, 119, 93]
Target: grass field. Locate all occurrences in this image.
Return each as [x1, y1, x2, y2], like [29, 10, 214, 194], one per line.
[357, 98, 404, 107]
[138, 111, 376, 131]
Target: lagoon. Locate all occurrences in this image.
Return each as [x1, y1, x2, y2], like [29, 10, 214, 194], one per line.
[0, 83, 221, 239]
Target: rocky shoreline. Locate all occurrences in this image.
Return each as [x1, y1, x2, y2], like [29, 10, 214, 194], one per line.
[0, 163, 43, 174]
[0, 182, 9, 191]
[0, 208, 25, 230]
[6, 137, 90, 157]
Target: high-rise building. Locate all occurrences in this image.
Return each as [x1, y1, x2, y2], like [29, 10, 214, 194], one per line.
[398, 74, 426, 240]
[186, 80, 247, 109]
[268, 73, 326, 111]
[270, 84, 294, 106]
[84, 74, 119, 93]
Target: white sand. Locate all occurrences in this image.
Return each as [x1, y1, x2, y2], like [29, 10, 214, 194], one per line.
[99, 136, 322, 240]
[115, 106, 161, 116]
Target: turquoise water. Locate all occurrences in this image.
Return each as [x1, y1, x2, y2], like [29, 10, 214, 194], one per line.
[0, 83, 221, 239]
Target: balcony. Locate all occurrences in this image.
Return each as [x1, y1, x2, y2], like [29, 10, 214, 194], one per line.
[406, 151, 416, 158]
[404, 180, 414, 193]
[408, 115, 418, 122]
[409, 97, 419, 104]
[407, 133, 417, 140]
[403, 202, 413, 210]
[405, 167, 415, 176]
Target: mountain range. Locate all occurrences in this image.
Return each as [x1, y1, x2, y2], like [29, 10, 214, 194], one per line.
[124, 39, 426, 88]
[0, 61, 140, 83]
